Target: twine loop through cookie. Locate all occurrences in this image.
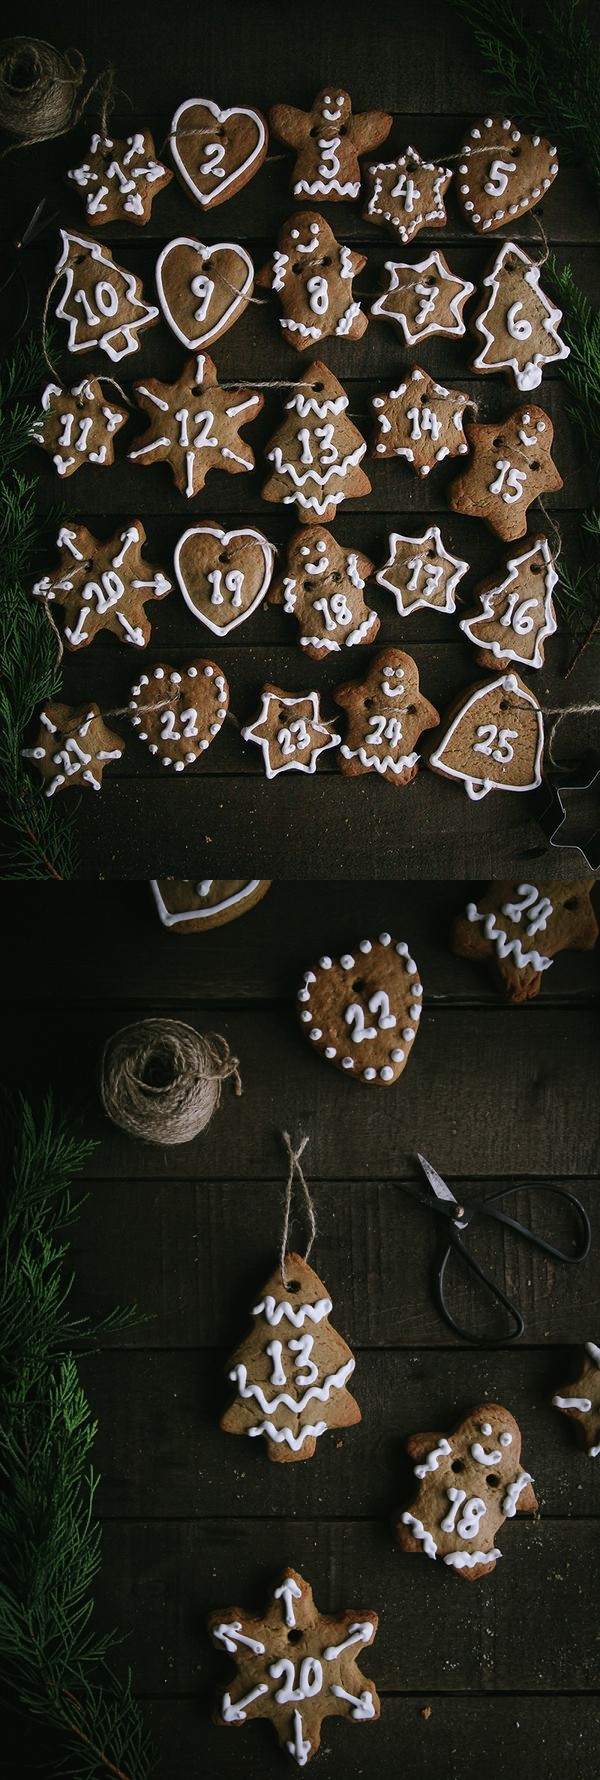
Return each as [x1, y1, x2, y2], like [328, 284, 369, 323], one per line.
[99, 1017, 241, 1146]
[280, 1132, 316, 1283]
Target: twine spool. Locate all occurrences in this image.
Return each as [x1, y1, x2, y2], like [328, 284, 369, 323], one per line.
[99, 1018, 242, 1147]
[0, 36, 112, 153]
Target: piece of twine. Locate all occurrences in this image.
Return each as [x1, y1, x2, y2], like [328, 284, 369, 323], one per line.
[279, 1131, 316, 1284]
[0, 37, 114, 158]
[99, 1017, 242, 1147]
[543, 704, 600, 768]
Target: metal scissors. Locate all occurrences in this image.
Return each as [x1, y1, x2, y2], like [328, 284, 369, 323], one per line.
[402, 1155, 591, 1346]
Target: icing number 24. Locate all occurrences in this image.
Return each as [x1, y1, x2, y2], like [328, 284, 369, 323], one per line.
[345, 990, 396, 1041]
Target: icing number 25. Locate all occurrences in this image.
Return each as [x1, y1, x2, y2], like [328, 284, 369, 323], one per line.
[345, 990, 396, 1041]
[473, 723, 517, 763]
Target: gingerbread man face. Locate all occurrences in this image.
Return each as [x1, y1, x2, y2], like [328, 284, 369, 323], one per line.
[394, 1403, 537, 1579]
[270, 87, 392, 201]
[257, 211, 367, 348]
[335, 649, 439, 787]
[269, 526, 378, 658]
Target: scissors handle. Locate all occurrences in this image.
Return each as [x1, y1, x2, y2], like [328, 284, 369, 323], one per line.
[474, 1182, 591, 1264]
[436, 1231, 524, 1346]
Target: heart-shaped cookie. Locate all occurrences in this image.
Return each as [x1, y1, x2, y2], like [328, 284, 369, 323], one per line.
[455, 116, 558, 233]
[174, 523, 275, 636]
[156, 237, 254, 349]
[129, 660, 229, 771]
[170, 97, 268, 209]
[297, 933, 423, 1086]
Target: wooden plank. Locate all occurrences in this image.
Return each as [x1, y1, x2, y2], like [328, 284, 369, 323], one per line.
[71, 1177, 600, 1351]
[83, 1346, 600, 1517]
[4, 1004, 598, 1179]
[95, 1518, 598, 1694]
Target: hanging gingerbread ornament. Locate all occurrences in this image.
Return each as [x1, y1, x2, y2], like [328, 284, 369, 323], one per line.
[371, 368, 472, 478]
[128, 353, 263, 498]
[32, 378, 127, 478]
[455, 116, 559, 233]
[22, 704, 124, 797]
[362, 146, 452, 243]
[262, 360, 370, 523]
[297, 932, 423, 1085]
[376, 526, 469, 617]
[459, 535, 558, 671]
[257, 211, 367, 348]
[393, 1402, 537, 1578]
[169, 97, 268, 209]
[67, 129, 172, 225]
[155, 237, 255, 350]
[270, 86, 392, 201]
[427, 671, 544, 802]
[268, 525, 378, 658]
[53, 230, 159, 361]
[470, 241, 569, 391]
[371, 250, 474, 345]
[32, 521, 172, 650]
[335, 649, 439, 787]
[448, 405, 563, 542]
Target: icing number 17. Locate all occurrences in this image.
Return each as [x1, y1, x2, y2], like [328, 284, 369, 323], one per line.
[345, 989, 396, 1041]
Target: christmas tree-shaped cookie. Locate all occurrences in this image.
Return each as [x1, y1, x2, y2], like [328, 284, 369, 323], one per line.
[221, 1252, 360, 1462]
[470, 241, 569, 391]
[459, 535, 558, 671]
[53, 230, 159, 361]
[261, 360, 370, 524]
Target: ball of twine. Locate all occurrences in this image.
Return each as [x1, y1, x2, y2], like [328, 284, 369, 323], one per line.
[0, 36, 112, 152]
[99, 1018, 242, 1147]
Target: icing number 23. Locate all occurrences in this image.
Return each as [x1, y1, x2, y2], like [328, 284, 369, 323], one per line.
[345, 990, 396, 1042]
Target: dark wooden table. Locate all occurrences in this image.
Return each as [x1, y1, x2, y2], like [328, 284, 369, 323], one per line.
[5, 0, 599, 876]
[2, 880, 599, 1777]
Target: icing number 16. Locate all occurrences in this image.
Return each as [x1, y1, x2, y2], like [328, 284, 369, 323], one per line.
[345, 989, 396, 1041]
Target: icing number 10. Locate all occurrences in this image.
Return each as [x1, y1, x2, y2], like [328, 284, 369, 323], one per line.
[345, 989, 396, 1042]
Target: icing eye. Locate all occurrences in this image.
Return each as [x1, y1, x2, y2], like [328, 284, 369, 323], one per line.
[336, 95, 344, 105]
[323, 94, 332, 104]
[317, 540, 327, 552]
[311, 222, 319, 234]
[383, 666, 393, 677]
[291, 229, 299, 239]
[300, 545, 310, 555]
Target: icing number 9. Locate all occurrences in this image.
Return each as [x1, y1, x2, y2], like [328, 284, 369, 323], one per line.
[506, 301, 533, 341]
[345, 989, 396, 1042]
[191, 274, 215, 322]
[270, 1656, 323, 1703]
[473, 724, 518, 763]
[277, 719, 311, 756]
[199, 140, 226, 181]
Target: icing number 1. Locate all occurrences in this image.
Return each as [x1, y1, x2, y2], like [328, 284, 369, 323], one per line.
[345, 990, 396, 1042]
[473, 724, 517, 763]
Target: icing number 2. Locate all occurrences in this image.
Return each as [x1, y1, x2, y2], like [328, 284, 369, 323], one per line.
[502, 883, 553, 934]
[473, 724, 518, 763]
[199, 140, 226, 182]
[345, 990, 396, 1042]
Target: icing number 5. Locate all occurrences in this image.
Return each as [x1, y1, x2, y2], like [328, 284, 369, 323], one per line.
[484, 157, 516, 196]
[473, 724, 518, 763]
[200, 140, 226, 181]
[345, 989, 396, 1042]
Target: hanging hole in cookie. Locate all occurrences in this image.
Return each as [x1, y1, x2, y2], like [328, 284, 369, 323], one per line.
[320, 256, 332, 268]
[486, 1473, 500, 1487]
[351, 978, 365, 993]
[313, 381, 324, 392]
[530, 460, 541, 471]
[286, 1279, 301, 1292]
[500, 699, 510, 711]
[407, 704, 417, 715]
[332, 571, 342, 584]
[492, 437, 504, 449]
[531, 562, 542, 574]
[218, 552, 230, 564]
[511, 145, 522, 157]
[287, 1628, 303, 1644]
[309, 126, 320, 138]
[564, 896, 578, 910]
[365, 698, 376, 709]
[451, 1459, 464, 1473]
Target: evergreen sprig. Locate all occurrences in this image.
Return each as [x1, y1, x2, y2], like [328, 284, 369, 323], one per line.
[0, 1092, 155, 1780]
[543, 258, 600, 663]
[450, 0, 600, 204]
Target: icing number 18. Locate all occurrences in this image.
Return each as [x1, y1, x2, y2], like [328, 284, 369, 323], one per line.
[345, 989, 396, 1042]
[313, 593, 352, 630]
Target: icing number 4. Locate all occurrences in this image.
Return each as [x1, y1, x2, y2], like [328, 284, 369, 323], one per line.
[473, 724, 517, 763]
[345, 990, 396, 1042]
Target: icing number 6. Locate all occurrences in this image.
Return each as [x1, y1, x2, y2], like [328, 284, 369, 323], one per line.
[473, 724, 518, 763]
[506, 301, 533, 341]
[345, 989, 396, 1042]
[270, 1656, 323, 1703]
[484, 157, 516, 196]
[200, 140, 226, 181]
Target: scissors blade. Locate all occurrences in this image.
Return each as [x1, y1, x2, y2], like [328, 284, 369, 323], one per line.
[416, 1154, 459, 1207]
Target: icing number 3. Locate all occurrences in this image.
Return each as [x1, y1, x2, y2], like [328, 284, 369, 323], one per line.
[345, 989, 396, 1042]
[473, 724, 518, 763]
[199, 140, 226, 181]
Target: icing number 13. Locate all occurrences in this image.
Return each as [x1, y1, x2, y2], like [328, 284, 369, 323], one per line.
[345, 990, 396, 1042]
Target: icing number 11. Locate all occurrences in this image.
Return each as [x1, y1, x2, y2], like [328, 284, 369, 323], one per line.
[345, 990, 396, 1042]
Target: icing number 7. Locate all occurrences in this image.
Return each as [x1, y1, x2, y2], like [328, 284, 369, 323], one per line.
[473, 724, 518, 763]
[345, 989, 396, 1042]
[199, 140, 226, 180]
[277, 719, 311, 756]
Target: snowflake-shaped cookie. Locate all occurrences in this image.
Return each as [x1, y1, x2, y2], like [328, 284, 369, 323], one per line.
[376, 526, 469, 616]
[22, 703, 124, 797]
[67, 129, 172, 225]
[242, 686, 340, 778]
[32, 378, 127, 478]
[372, 367, 472, 477]
[32, 522, 171, 649]
[128, 352, 262, 497]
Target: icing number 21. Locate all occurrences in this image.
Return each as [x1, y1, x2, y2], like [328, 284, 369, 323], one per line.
[345, 989, 396, 1041]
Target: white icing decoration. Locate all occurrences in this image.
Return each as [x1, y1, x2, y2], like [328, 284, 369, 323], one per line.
[472, 241, 569, 389]
[54, 230, 158, 361]
[248, 1419, 327, 1449]
[323, 1622, 374, 1660]
[444, 1549, 501, 1569]
[242, 690, 340, 777]
[465, 902, 551, 973]
[286, 1707, 311, 1766]
[330, 1685, 376, 1719]
[155, 236, 254, 350]
[213, 1621, 265, 1655]
[471, 1441, 502, 1465]
[222, 1684, 269, 1721]
[274, 1578, 302, 1626]
[428, 672, 544, 800]
[401, 1512, 437, 1559]
[459, 537, 557, 669]
[414, 1438, 451, 1478]
[500, 1431, 513, 1447]
[174, 524, 274, 636]
[371, 250, 474, 343]
[440, 1486, 466, 1532]
[365, 149, 451, 241]
[169, 98, 266, 209]
[229, 1353, 355, 1420]
[150, 880, 261, 926]
[501, 1471, 533, 1517]
[586, 1341, 600, 1366]
[456, 1496, 487, 1539]
[252, 1294, 332, 1327]
[376, 525, 469, 616]
[270, 1655, 322, 1703]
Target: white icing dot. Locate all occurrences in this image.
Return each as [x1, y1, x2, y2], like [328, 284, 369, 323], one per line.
[319, 955, 332, 968]
[379, 932, 391, 946]
[363, 1067, 376, 1080]
[410, 1004, 422, 1021]
[185, 752, 196, 763]
[204, 665, 214, 677]
[309, 1028, 322, 1041]
[481, 1422, 493, 1436]
[300, 1010, 312, 1023]
[380, 1066, 394, 1081]
[340, 954, 355, 969]
[359, 940, 372, 953]
[170, 671, 182, 684]
[325, 1045, 336, 1058]
[402, 1028, 415, 1041]
[405, 957, 417, 974]
[390, 1049, 404, 1063]
[396, 942, 408, 956]
[188, 666, 198, 677]
[154, 667, 164, 679]
[500, 1431, 513, 1447]
[342, 1056, 354, 1069]
[298, 989, 310, 1002]
[413, 984, 423, 997]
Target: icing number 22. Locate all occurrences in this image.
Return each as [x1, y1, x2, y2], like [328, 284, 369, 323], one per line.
[345, 990, 396, 1042]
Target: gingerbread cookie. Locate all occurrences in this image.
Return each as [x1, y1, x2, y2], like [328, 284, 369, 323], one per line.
[32, 378, 127, 478]
[371, 250, 474, 345]
[452, 879, 598, 1003]
[262, 361, 370, 523]
[32, 522, 171, 650]
[155, 237, 254, 350]
[269, 526, 378, 658]
[53, 230, 158, 362]
[455, 116, 559, 233]
[151, 879, 271, 931]
[67, 129, 172, 225]
[552, 1344, 600, 1457]
[362, 147, 452, 243]
[22, 703, 124, 797]
[393, 1404, 537, 1579]
[459, 536, 558, 671]
[427, 671, 544, 802]
[335, 650, 439, 786]
[376, 526, 469, 617]
[129, 353, 263, 498]
[297, 933, 423, 1085]
[257, 211, 367, 348]
[221, 1252, 360, 1462]
[270, 87, 391, 202]
[169, 97, 268, 209]
[209, 1568, 379, 1764]
[174, 523, 275, 635]
[242, 686, 340, 778]
[372, 368, 472, 478]
[470, 241, 569, 391]
[129, 660, 228, 771]
[448, 406, 562, 542]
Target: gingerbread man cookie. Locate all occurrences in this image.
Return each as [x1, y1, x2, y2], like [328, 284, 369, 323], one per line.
[129, 661, 229, 771]
[459, 535, 558, 671]
[242, 686, 340, 778]
[297, 932, 423, 1085]
[335, 650, 439, 786]
[427, 671, 544, 802]
[371, 250, 474, 344]
[169, 97, 268, 209]
[128, 353, 263, 498]
[22, 703, 124, 797]
[209, 1568, 379, 1765]
[269, 526, 378, 658]
[448, 406, 562, 542]
[53, 230, 159, 361]
[32, 378, 127, 479]
[455, 116, 559, 233]
[257, 211, 367, 348]
[262, 361, 370, 524]
[362, 146, 452, 243]
[394, 1404, 537, 1578]
[151, 879, 271, 931]
[552, 1344, 600, 1458]
[470, 241, 569, 391]
[372, 368, 472, 478]
[67, 129, 172, 225]
[376, 526, 469, 617]
[155, 237, 254, 350]
[452, 879, 598, 1002]
[270, 87, 391, 201]
[174, 523, 275, 636]
[32, 522, 171, 650]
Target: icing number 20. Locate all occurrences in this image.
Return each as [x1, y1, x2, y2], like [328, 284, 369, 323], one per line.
[345, 989, 396, 1041]
[473, 723, 517, 763]
[270, 1657, 323, 1703]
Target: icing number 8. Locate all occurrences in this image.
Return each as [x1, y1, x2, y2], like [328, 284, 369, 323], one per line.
[199, 140, 226, 181]
[345, 989, 396, 1042]
[270, 1656, 323, 1703]
[277, 719, 311, 756]
[473, 724, 518, 763]
[306, 274, 330, 316]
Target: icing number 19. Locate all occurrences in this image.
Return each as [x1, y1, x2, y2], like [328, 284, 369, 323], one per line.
[345, 989, 396, 1042]
[473, 724, 518, 763]
[207, 568, 244, 608]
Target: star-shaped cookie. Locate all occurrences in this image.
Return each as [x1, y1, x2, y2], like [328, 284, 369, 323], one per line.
[372, 368, 472, 477]
[31, 378, 127, 478]
[448, 405, 563, 542]
[128, 352, 263, 498]
[31, 521, 172, 649]
[67, 129, 172, 225]
[362, 147, 452, 242]
[22, 703, 124, 797]
[376, 526, 469, 616]
[335, 649, 439, 786]
[270, 87, 392, 200]
[552, 1343, 600, 1457]
[371, 250, 474, 345]
[268, 525, 378, 658]
[209, 1567, 379, 1765]
[242, 685, 340, 778]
